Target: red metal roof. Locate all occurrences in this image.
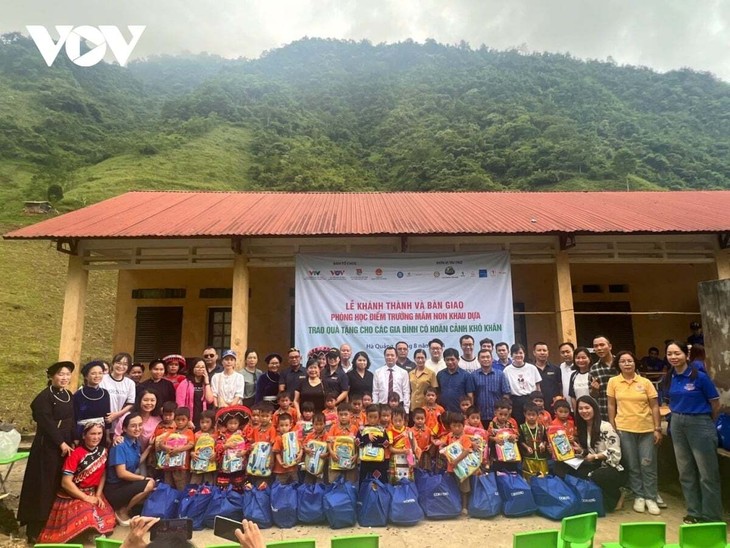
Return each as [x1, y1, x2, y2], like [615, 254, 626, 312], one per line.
[4, 191, 730, 240]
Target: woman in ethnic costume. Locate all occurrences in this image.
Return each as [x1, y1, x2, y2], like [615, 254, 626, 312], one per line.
[73, 360, 111, 440]
[17, 361, 76, 543]
[37, 422, 116, 543]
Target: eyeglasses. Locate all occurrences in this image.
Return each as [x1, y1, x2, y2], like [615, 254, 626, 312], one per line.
[203, 354, 216, 358]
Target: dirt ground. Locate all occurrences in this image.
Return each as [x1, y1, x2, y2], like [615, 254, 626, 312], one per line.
[0, 458, 701, 547]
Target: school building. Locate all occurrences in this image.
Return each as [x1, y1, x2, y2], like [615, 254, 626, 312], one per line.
[4, 190, 729, 389]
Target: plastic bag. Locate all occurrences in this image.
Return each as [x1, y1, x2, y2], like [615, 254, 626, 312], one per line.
[468, 473, 502, 518]
[297, 482, 326, 524]
[141, 482, 182, 519]
[357, 477, 392, 527]
[0, 426, 20, 460]
[323, 476, 357, 529]
[563, 474, 605, 517]
[177, 483, 214, 530]
[495, 472, 537, 517]
[531, 475, 579, 520]
[716, 414, 730, 451]
[414, 468, 461, 520]
[270, 481, 298, 529]
[243, 484, 272, 529]
[389, 479, 424, 525]
[203, 485, 242, 528]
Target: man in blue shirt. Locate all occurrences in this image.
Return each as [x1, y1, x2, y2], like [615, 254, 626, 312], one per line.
[436, 348, 475, 412]
[472, 348, 511, 427]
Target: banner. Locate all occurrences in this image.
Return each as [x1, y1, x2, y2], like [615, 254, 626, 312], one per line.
[295, 253, 514, 370]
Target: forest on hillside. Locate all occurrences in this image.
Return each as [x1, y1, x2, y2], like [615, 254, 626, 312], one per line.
[0, 33, 728, 205]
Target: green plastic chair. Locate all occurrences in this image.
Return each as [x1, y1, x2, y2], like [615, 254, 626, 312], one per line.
[267, 540, 317, 548]
[665, 522, 728, 548]
[514, 529, 559, 548]
[559, 512, 598, 548]
[331, 534, 380, 548]
[601, 522, 666, 548]
[96, 539, 124, 548]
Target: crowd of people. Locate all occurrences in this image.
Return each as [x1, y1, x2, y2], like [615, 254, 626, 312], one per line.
[16, 333, 723, 544]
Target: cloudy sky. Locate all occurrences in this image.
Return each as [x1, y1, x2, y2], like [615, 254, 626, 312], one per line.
[4, 0, 729, 80]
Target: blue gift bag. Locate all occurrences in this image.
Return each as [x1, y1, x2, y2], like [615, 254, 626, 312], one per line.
[178, 483, 214, 530]
[297, 482, 326, 524]
[270, 481, 298, 529]
[495, 472, 537, 517]
[323, 477, 357, 529]
[531, 475, 579, 520]
[563, 474, 605, 517]
[414, 469, 461, 520]
[357, 478, 392, 527]
[141, 482, 182, 519]
[468, 473, 502, 518]
[389, 479, 424, 526]
[243, 485, 273, 529]
[717, 414, 730, 451]
[204, 485, 243, 528]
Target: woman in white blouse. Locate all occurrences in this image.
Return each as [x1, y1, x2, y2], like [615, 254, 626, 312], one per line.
[210, 350, 245, 408]
[554, 395, 628, 513]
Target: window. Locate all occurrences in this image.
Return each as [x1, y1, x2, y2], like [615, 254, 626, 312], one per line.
[132, 288, 186, 299]
[199, 288, 233, 299]
[208, 307, 232, 355]
[134, 307, 183, 361]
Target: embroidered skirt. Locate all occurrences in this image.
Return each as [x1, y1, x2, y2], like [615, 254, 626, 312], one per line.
[38, 487, 115, 544]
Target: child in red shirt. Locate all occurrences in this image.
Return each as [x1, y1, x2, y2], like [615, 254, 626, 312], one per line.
[303, 413, 329, 484]
[423, 388, 445, 434]
[327, 403, 358, 483]
[488, 400, 520, 473]
[409, 408, 432, 470]
[273, 392, 299, 429]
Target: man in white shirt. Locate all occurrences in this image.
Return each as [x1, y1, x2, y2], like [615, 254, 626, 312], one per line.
[339, 343, 353, 373]
[558, 342, 575, 408]
[458, 334, 479, 373]
[425, 338, 446, 373]
[372, 346, 410, 410]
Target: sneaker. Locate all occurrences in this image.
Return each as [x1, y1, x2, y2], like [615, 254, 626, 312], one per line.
[646, 499, 661, 515]
[633, 497, 646, 513]
[656, 494, 667, 508]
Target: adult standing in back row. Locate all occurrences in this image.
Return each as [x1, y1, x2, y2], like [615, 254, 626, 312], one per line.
[100, 352, 137, 431]
[590, 336, 616, 421]
[437, 348, 474, 412]
[502, 343, 542, 424]
[532, 342, 561, 412]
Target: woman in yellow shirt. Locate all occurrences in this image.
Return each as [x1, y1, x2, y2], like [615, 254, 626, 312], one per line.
[607, 350, 662, 515]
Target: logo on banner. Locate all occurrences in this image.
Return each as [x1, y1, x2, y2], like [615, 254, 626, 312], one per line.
[375, 268, 383, 277]
[433, 271, 440, 277]
[479, 269, 489, 278]
[27, 25, 146, 67]
[444, 266, 456, 276]
[307, 270, 321, 278]
[396, 271, 404, 278]
[330, 270, 345, 276]
[356, 268, 363, 276]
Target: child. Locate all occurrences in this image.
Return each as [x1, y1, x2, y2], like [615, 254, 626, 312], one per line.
[248, 402, 277, 484]
[303, 412, 328, 484]
[379, 405, 393, 429]
[519, 403, 550, 479]
[273, 392, 299, 429]
[459, 395, 473, 416]
[423, 388, 445, 434]
[296, 401, 315, 440]
[327, 403, 359, 483]
[362, 392, 373, 409]
[409, 408, 432, 470]
[443, 412, 473, 512]
[350, 395, 365, 430]
[215, 408, 249, 491]
[190, 409, 217, 484]
[488, 400, 520, 473]
[323, 393, 339, 429]
[530, 391, 552, 427]
[152, 401, 178, 477]
[465, 406, 489, 470]
[357, 404, 389, 484]
[161, 407, 195, 490]
[388, 391, 402, 411]
[387, 407, 415, 482]
[244, 407, 260, 440]
[272, 413, 302, 484]
[549, 398, 581, 458]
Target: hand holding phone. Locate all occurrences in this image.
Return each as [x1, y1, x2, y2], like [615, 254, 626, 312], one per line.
[150, 518, 193, 541]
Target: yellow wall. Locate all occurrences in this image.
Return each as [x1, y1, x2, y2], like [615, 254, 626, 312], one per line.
[112, 261, 715, 366]
[113, 267, 295, 360]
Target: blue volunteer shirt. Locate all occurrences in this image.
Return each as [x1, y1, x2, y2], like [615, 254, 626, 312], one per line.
[668, 367, 719, 415]
[106, 435, 141, 483]
[436, 367, 475, 412]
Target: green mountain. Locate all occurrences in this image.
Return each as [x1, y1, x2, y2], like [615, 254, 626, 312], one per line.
[1, 34, 729, 224]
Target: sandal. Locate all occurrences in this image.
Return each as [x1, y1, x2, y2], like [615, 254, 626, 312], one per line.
[683, 515, 700, 524]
